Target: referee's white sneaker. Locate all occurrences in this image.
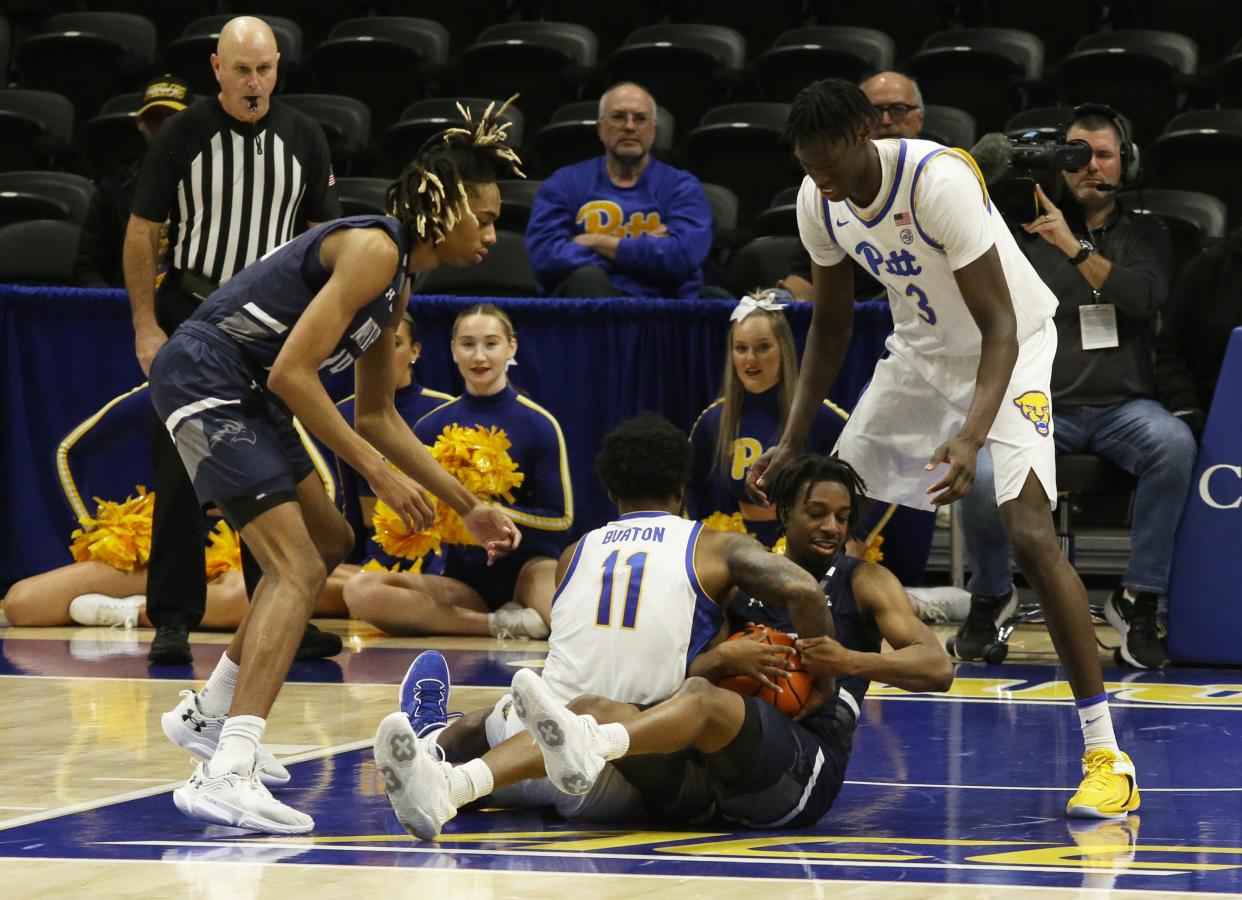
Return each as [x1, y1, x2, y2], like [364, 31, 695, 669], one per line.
[173, 762, 313, 835]
[510, 668, 605, 796]
[161, 690, 291, 787]
[373, 712, 456, 840]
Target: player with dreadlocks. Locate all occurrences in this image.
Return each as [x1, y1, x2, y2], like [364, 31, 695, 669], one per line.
[147, 98, 525, 835]
[372, 439, 951, 840]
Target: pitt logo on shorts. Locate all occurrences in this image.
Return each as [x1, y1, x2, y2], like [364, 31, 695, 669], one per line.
[1013, 390, 1051, 437]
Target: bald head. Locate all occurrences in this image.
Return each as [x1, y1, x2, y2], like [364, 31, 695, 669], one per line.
[597, 82, 658, 174]
[860, 71, 923, 139]
[212, 16, 280, 123]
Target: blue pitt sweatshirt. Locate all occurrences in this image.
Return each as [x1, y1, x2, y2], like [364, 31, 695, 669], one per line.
[525, 157, 713, 299]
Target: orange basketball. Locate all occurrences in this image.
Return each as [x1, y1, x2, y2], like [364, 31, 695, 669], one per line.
[718, 624, 813, 717]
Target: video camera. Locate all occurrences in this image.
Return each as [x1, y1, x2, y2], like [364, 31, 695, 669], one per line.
[970, 132, 1093, 224]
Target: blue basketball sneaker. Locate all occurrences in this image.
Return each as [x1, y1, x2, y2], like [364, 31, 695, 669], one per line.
[399, 650, 460, 739]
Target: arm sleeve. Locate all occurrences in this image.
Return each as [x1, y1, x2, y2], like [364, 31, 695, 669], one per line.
[912, 151, 995, 270]
[795, 176, 846, 267]
[1096, 216, 1171, 320]
[498, 408, 574, 534]
[1153, 250, 1209, 412]
[685, 406, 719, 519]
[298, 119, 342, 223]
[524, 172, 600, 290]
[73, 186, 120, 287]
[130, 128, 181, 223]
[612, 171, 712, 282]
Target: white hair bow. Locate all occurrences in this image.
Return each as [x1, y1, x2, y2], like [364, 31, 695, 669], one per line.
[730, 290, 789, 323]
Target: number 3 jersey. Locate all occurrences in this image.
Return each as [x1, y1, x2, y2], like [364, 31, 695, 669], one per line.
[796, 138, 1058, 357]
[540, 511, 724, 706]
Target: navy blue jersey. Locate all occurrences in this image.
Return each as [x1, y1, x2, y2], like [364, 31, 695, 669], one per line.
[687, 388, 848, 534]
[730, 553, 881, 719]
[190, 215, 408, 373]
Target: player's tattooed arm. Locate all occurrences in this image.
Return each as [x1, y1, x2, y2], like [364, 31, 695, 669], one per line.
[720, 532, 834, 642]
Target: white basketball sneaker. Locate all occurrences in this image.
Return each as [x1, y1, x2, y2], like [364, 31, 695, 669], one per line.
[488, 602, 550, 640]
[373, 712, 457, 840]
[172, 762, 312, 835]
[161, 690, 291, 787]
[69, 593, 144, 628]
[510, 668, 605, 795]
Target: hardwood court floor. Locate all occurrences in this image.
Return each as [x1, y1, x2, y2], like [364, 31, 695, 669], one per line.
[2, 620, 1240, 899]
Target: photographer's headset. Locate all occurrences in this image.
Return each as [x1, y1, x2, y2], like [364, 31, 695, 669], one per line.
[1066, 102, 1142, 186]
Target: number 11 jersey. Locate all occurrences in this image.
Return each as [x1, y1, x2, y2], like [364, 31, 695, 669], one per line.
[541, 511, 724, 706]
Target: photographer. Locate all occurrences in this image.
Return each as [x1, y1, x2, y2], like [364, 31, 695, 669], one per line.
[954, 105, 1194, 670]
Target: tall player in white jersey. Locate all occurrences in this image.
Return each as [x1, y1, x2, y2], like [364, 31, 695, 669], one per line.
[749, 80, 1138, 819]
[374, 414, 836, 839]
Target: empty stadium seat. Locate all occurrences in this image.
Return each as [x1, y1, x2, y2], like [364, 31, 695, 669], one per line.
[1117, 188, 1228, 281]
[413, 229, 538, 296]
[15, 12, 156, 117]
[756, 27, 896, 102]
[0, 219, 82, 285]
[0, 172, 95, 229]
[279, 94, 372, 175]
[79, 92, 148, 178]
[606, 25, 746, 133]
[814, 0, 963, 61]
[1119, 0, 1242, 64]
[1058, 31, 1198, 143]
[462, 22, 598, 132]
[1217, 40, 1242, 106]
[335, 177, 391, 217]
[497, 179, 543, 234]
[683, 103, 799, 229]
[310, 18, 451, 132]
[670, 0, 805, 59]
[922, 105, 977, 148]
[975, 0, 1106, 62]
[700, 182, 740, 256]
[724, 235, 803, 297]
[385, 97, 525, 177]
[527, 0, 648, 54]
[905, 28, 1044, 133]
[1149, 110, 1242, 228]
[0, 90, 74, 173]
[754, 186, 801, 238]
[533, 100, 674, 178]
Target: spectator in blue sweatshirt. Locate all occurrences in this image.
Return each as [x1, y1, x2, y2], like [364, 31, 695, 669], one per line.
[525, 82, 715, 299]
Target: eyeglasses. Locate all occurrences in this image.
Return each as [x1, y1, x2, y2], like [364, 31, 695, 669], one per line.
[873, 103, 920, 121]
[603, 111, 652, 127]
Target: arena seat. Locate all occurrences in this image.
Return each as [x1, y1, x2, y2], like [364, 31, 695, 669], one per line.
[756, 27, 896, 102]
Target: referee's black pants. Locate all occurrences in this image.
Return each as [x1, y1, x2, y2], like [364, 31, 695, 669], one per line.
[145, 286, 263, 630]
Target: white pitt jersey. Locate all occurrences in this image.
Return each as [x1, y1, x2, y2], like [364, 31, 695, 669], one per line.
[541, 511, 723, 706]
[797, 138, 1058, 357]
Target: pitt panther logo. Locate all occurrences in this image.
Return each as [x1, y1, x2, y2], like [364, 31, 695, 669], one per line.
[1013, 391, 1051, 437]
[577, 200, 663, 239]
[854, 241, 922, 278]
[209, 420, 257, 448]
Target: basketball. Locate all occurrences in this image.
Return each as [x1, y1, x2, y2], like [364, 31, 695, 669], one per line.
[718, 624, 814, 717]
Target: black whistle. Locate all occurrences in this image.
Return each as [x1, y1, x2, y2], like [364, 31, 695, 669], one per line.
[248, 97, 258, 112]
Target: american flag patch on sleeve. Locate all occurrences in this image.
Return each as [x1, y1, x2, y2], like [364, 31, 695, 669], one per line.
[893, 211, 912, 226]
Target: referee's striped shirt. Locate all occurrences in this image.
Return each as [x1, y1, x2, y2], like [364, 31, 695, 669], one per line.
[132, 97, 340, 286]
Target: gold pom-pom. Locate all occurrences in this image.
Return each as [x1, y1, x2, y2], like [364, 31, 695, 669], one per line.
[771, 536, 788, 556]
[701, 510, 752, 536]
[361, 557, 424, 574]
[372, 500, 442, 561]
[204, 519, 242, 580]
[68, 487, 156, 573]
[427, 424, 525, 545]
[863, 533, 885, 564]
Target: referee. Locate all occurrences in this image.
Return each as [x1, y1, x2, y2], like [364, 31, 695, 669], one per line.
[124, 16, 342, 664]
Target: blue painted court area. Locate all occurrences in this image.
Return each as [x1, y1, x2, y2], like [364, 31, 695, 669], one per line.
[2, 635, 1242, 894]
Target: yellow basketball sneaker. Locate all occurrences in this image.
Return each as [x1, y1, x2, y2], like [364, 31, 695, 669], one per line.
[1066, 747, 1140, 818]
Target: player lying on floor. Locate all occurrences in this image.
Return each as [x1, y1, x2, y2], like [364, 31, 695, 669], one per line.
[375, 451, 955, 839]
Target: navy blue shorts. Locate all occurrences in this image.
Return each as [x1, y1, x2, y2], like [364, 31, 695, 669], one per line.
[149, 321, 315, 514]
[440, 542, 558, 611]
[617, 696, 855, 829]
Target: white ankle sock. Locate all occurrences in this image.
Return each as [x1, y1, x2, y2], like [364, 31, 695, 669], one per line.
[596, 721, 630, 760]
[208, 714, 265, 777]
[1076, 693, 1119, 753]
[198, 653, 240, 717]
[447, 758, 494, 808]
